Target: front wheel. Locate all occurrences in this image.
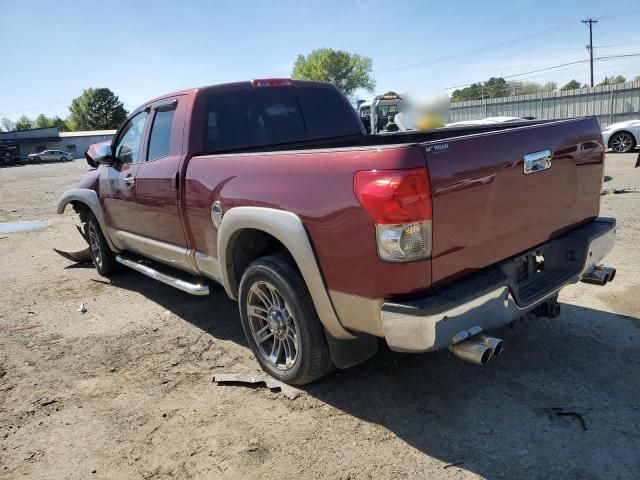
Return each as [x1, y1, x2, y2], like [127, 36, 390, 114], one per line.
[239, 254, 333, 385]
[33, 156, 41, 163]
[60, 157, 67, 162]
[86, 212, 120, 276]
[610, 132, 636, 153]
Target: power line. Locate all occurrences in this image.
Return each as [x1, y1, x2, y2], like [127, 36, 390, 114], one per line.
[446, 53, 640, 90]
[0, 100, 71, 117]
[374, 21, 576, 75]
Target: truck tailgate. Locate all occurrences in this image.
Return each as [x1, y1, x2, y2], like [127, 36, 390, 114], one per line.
[423, 117, 604, 285]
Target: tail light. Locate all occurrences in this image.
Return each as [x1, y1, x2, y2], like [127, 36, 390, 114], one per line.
[354, 168, 432, 262]
[252, 78, 295, 88]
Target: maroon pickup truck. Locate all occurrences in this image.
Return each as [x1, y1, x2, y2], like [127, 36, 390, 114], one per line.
[58, 79, 616, 385]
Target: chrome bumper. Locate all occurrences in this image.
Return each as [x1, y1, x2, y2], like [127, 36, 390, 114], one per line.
[381, 218, 616, 353]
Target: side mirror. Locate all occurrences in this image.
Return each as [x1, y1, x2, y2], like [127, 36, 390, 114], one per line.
[94, 143, 115, 164]
[85, 142, 115, 167]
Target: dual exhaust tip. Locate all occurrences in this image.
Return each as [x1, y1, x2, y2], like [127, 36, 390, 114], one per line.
[449, 334, 503, 365]
[581, 266, 616, 286]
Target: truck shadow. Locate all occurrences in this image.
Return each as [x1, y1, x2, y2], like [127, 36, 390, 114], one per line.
[108, 272, 640, 479]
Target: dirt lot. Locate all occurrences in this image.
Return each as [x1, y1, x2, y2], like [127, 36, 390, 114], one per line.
[0, 154, 639, 480]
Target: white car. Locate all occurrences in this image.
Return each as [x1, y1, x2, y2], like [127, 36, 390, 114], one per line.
[445, 116, 528, 127]
[601, 120, 640, 153]
[27, 150, 75, 163]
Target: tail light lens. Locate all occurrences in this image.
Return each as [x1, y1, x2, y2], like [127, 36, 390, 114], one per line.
[252, 78, 295, 88]
[354, 168, 432, 262]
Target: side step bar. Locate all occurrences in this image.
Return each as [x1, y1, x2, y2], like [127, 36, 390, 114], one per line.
[115, 255, 210, 296]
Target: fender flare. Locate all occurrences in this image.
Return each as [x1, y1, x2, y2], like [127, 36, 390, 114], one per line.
[56, 188, 120, 252]
[217, 207, 355, 340]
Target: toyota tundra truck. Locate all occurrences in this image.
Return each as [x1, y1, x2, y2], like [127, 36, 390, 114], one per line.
[57, 79, 616, 385]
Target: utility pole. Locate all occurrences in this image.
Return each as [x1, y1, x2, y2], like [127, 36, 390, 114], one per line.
[582, 18, 598, 87]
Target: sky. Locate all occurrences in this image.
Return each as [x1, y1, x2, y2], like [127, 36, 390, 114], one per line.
[1, 0, 640, 122]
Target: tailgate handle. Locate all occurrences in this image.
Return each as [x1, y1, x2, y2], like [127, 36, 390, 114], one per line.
[523, 149, 552, 174]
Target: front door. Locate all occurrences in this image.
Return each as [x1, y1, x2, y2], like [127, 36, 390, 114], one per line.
[100, 110, 149, 252]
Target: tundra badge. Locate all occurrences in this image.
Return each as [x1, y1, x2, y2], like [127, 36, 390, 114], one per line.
[523, 149, 552, 174]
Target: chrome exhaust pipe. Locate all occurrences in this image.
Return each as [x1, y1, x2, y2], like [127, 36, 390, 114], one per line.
[449, 339, 493, 365]
[581, 266, 616, 286]
[474, 334, 504, 357]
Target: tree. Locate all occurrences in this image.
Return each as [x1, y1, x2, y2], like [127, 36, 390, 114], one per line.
[451, 77, 510, 102]
[509, 81, 546, 95]
[14, 116, 34, 130]
[597, 75, 626, 86]
[450, 83, 484, 102]
[484, 77, 510, 98]
[543, 82, 558, 92]
[51, 116, 70, 132]
[0, 117, 13, 132]
[292, 48, 375, 98]
[635, 75, 640, 82]
[69, 87, 128, 130]
[34, 114, 54, 128]
[560, 79, 582, 91]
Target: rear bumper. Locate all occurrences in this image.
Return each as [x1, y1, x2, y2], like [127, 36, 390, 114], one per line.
[380, 217, 616, 352]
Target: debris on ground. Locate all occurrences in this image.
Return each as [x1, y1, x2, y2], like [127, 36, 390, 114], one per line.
[443, 461, 465, 469]
[77, 302, 87, 313]
[537, 407, 590, 431]
[213, 373, 302, 400]
[53, 247, 92, 263]
[518, 449, 529, 456]
[601, 188, 639, 196]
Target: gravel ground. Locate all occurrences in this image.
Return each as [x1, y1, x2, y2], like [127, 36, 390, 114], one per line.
[0, 153, 639, 480]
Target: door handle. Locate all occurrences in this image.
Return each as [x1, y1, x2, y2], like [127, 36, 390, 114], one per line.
[123, 174, 135, 186]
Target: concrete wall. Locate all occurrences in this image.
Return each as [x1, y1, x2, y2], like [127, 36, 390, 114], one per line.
[449, 80, 640, 129]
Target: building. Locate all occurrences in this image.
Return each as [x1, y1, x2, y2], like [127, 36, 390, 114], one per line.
[0, 127, 116, 159]
[58, 130, 116, 159]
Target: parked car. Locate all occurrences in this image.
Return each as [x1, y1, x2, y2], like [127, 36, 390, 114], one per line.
[27, 150, 74, 163]
[601, 120, 640, 153]
[445, 116, 528, 127]
[57, 79, 616, 385]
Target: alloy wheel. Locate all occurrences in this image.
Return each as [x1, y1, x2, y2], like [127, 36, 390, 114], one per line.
[246, 280, 299, 370]
[88, 223, 103, 269]
[612, 133, 633, 153]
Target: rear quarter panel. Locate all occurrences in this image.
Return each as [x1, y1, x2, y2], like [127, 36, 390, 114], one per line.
[183, 145, 431, 299]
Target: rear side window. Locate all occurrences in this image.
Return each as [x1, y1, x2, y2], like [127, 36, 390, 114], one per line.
[204, 87, 360, 152]
[147, 109, 175, 161]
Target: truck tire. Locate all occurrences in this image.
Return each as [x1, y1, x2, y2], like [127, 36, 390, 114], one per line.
[239, 254, 334, 385]
[86, 211, 119, 276]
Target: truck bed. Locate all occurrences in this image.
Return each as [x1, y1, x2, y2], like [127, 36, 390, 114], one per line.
[197, 118, 569, 156]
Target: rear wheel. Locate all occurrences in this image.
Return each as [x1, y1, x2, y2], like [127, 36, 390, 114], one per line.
[239, 254, 333, 385]
[610, 132, 636, 153]
[86, 212, 119, 276]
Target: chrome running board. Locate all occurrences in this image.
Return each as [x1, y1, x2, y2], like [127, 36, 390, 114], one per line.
[115, 255, 210, 296]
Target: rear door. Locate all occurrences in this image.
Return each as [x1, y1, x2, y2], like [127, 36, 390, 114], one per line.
[100, 110, 150, 251]
[423, 118, 604, 285]
[133, 96, 191, 270]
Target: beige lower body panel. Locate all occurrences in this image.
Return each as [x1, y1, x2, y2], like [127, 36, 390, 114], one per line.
[329, 290, 384, 337]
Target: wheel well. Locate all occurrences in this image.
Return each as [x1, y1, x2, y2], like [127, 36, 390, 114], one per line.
[229, 229, 292, 296]
[70, 200, 90, 222]
[609, 130, 637, 147]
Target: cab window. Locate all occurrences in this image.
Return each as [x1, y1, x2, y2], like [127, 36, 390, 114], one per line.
[147, 108, 175, 161]
[114, 111, 149, 164]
